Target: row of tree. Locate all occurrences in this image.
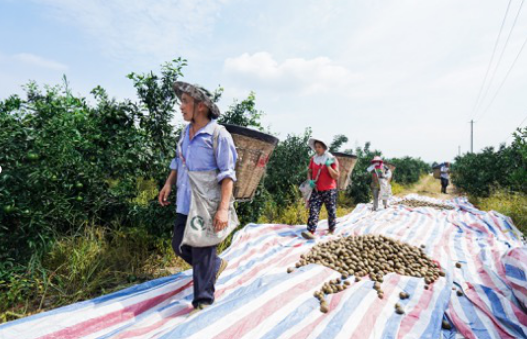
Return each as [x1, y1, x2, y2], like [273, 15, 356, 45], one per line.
[451, 128, 526, 196]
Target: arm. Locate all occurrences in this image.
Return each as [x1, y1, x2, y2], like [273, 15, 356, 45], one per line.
[158, 158, 178, 206]
[215, 178, 234, 229]
[213, 130, 238, 231]
[327, 162, 339, 180]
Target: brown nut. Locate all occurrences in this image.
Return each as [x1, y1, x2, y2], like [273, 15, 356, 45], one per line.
[442, 320, 452, 330]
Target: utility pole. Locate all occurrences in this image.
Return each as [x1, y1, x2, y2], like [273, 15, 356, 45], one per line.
[458, 145, 461, 156]
[470, 120, 474, 153]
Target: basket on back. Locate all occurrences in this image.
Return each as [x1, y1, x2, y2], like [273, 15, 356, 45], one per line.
[221, 124, 279, 202]
[432, 164, 442, 179]
[385, 162, 396, 173]
[332, 152, 358, 191]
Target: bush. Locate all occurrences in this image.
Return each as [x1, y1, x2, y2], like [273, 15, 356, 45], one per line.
[0, 60, 187, 268]
[388, 157, 430, 185]
[344, 142, 381, 204]
[452, 127, 526, 196]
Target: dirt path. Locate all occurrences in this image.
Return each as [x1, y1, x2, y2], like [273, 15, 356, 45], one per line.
[395, 174, 459, 200]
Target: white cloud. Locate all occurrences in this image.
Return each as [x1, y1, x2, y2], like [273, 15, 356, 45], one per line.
[13, 53, 68, 71]
[223, 52, 360, 95]
[0, 52, 69, 97]
[33, 0, 228, 62]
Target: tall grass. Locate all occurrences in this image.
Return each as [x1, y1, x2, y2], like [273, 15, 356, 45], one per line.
[0, 226, 188, 323]
[471, 190, 527, 236]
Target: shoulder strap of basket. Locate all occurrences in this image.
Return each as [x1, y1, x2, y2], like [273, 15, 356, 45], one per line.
[212, 124, 226, 169]
[177, 125, 188, 167]
[313, 158, 323, 182]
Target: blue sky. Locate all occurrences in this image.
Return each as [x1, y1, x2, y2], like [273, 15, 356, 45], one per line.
[1, 0, 526, 162]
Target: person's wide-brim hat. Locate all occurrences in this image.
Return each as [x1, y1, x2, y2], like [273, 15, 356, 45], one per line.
[308, 138, 329, 151]
[172, 81, 221, 118]
[371, 156, 383, 163]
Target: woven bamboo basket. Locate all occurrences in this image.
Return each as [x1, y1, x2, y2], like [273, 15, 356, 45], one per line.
[432, 165, 442, 179]
[385, 162, 396, 174]
[332, 152, 358, 191]
[221, 124, 279, 202]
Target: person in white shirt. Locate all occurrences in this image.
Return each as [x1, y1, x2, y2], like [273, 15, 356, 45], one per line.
[440, 162, 450, 194]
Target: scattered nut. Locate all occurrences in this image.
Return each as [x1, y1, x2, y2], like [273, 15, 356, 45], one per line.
[442, 320, 452, 330]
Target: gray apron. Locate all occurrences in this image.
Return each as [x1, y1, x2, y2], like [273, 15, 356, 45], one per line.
[178, 124, 239, 248]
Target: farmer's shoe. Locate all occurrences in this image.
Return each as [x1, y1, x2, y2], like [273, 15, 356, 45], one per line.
[216, 258, 228, 282]
[328, 228, 336, 235]
[189, 303, 209, 316]
[301, 230, 316, 240]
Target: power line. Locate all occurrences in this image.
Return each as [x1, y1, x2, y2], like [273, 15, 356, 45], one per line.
[476, 0, 524, 115]
[468, 0, 512, 119]
[476, 34, 527, 122]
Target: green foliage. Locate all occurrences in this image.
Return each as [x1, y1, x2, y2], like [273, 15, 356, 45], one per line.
[388, 157, 430, 185]
[218, 92, 264, 131]
[0, 59, 186, 270]
[452, 127, 527, 196]
[329, 134, 348, 153]
[264, 130, 312, 208]
[344, 142, 381, 204]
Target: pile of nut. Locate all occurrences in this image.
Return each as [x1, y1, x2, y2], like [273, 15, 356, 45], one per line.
[287, 234, 446, 314]
[395, 198, 454, 210]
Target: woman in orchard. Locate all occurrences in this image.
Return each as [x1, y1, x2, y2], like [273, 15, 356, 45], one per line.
[158, 82, 238, 314]
[301, 138, 340, 240]
[367, 156, 392, 211]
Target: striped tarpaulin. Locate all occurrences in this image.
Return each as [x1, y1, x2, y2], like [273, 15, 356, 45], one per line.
[1, 194, 526, 339]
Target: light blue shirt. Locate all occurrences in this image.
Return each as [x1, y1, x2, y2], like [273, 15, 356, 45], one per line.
[440, 165, 449, 179]
[169, 120, 238, 215]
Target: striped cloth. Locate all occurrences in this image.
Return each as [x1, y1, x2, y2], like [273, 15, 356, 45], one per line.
[1, 195, 526, 339]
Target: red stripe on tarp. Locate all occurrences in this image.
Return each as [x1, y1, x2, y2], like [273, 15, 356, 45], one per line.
[114, 306, 192, 339]
[37, 280, 193, 339]
[288, 291, 346, 339]
[212, 269, 330, 339]
[350, 275, 402, 339]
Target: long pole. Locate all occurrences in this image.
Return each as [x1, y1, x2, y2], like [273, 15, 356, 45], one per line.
[458, 145, 461, 156]
[470, 120, 474, 153]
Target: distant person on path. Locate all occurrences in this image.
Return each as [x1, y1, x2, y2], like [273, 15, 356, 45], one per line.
[301, 138, 340, 240]
[367, 156, 392, 211]
[440, 162, 450, 194]
[158, 82, 238, 314]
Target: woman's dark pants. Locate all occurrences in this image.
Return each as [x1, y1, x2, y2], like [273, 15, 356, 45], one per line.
[307, 189, 337, 232]
[172, 213, 221, 308]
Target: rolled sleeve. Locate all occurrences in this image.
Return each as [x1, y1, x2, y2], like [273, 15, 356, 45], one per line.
[169, 158, 177, 171]
[215, 130, 238, 183]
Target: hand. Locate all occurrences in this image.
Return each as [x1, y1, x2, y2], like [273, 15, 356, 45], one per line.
[158, 185, 172, 206]
[214, 208, 229, 232]
[309, 180, 316, 188]
[325, 158, 335, 167]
